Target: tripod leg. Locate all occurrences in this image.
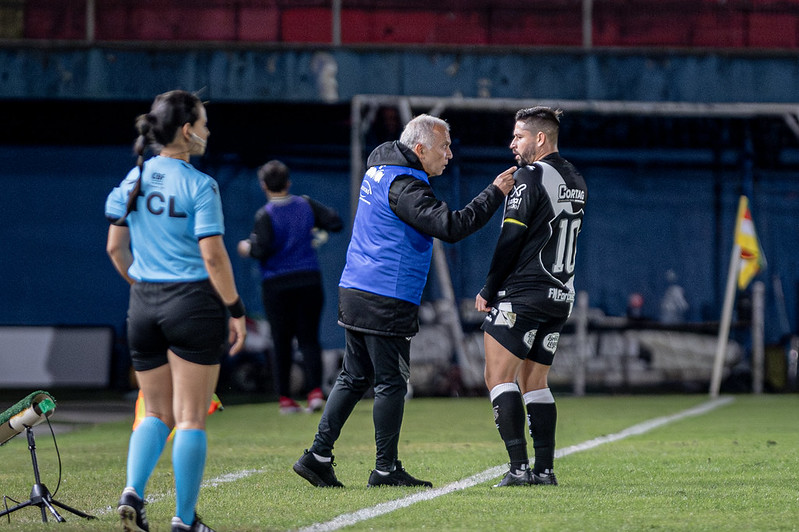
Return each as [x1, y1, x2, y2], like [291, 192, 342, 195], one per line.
[50, 498, 96, 519]
[39, 497, 65, 523]
[0, 500, 32, 519]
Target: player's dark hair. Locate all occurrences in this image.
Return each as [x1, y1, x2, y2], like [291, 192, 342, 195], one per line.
[515, 106, 562, 143]
[258, 160, 290, 193]
[114, 90, 203, 225]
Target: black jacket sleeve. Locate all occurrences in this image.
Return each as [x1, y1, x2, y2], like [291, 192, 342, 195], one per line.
[388, 176, 505, 244]
[303, 195, 344, 233]
[248, 209, 274, 261]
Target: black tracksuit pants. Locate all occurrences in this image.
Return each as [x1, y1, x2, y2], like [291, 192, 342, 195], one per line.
[310, 329, 410, 472]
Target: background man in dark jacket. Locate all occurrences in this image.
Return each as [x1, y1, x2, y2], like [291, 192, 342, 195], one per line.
[294, 113, 516, 488]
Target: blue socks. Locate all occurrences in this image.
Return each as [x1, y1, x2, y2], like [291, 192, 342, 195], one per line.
[124, 418, 209, 525]
[126, 416, 171, 497]
[172, 428, 207, 526]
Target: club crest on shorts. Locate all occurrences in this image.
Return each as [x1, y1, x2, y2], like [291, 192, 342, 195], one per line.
[492, 302, 516, 328]
[523, 329, 537, 349]
[543, 332, 560, 353]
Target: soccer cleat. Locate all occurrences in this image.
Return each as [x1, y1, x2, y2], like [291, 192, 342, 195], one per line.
[493, 468, 532, 487]
[118, 487, 149, 532]
[171, 514, 215, 532]
[279, 396, 302, 415]
[531, 469, 559, 485]
[293, 449, 344, 487]
[306, 387, 325, 413]
[367, 460, 432, 488]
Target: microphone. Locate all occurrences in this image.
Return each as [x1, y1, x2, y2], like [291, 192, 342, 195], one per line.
[190, 132, 207, 148]
[0, 391, 56, 446]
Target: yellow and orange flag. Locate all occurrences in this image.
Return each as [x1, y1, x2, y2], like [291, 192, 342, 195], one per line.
[133, 390, 223, 440]
[734, 195, 766, 290]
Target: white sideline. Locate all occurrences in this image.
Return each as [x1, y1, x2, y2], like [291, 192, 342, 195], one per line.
[298, 396, 735, 532]
[90, 468, 265, 516]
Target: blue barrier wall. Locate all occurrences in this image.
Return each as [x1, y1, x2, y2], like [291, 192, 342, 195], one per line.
[2, 44, 799, 355]
[2, 142, 798, 349]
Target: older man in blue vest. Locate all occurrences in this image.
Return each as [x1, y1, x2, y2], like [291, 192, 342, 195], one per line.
[294, 114, 516, 488]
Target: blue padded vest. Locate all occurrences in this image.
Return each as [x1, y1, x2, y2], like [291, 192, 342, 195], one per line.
[339, 164, 432, 305]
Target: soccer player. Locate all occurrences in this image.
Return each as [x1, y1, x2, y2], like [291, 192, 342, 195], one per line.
[294, 114, 516, 488]
[476, 107, 587, 487]
[106, 90, 246, 532]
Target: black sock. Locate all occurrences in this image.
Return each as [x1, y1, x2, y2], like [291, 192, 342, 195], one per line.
[491, 385, 528, 473]
[526, 401, 557, 473]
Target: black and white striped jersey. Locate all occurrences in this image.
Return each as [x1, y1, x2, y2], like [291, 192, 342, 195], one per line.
[479, 152, 587, 315]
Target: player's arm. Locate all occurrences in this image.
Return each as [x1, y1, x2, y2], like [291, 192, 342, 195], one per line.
[477, 168, 536, 306]
[106, 224, 135, 285]
[477, 221, 526, 306]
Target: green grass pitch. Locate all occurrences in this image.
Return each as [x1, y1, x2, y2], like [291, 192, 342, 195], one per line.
[0, 394, 796, 531]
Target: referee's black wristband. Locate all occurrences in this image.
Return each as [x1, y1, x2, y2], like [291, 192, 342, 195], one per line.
[227, 297, 246, 319]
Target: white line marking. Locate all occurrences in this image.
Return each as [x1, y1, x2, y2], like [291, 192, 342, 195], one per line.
[298, 396, 734, 532]
[90, 468, 265, 516]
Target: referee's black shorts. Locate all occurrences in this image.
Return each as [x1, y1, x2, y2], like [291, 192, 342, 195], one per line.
[127, 280, 227, 371]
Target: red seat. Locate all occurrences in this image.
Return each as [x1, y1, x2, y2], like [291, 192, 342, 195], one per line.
[747, 13, 797, 48]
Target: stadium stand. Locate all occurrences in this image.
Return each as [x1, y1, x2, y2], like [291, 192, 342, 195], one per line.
[14, 0, 799, 49]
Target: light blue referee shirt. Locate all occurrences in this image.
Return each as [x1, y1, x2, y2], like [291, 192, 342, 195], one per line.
[105, 156, 225, 282]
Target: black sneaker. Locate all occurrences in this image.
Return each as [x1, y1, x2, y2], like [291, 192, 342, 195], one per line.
[531, 470, 558, 485]
[493, 468, 532, 487]
[293, 449, 344, 487]
[171, 514, 215, 532]
[117, 487, 149, 532]
[367, 460, 432, 487]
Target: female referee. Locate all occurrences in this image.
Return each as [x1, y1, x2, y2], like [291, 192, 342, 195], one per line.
[105, 90, 246, 532]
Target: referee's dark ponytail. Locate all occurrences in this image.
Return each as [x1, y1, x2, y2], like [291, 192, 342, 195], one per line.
[114, 90, 202, 225]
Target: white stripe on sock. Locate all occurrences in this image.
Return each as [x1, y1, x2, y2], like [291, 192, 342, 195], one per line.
[489, 382, 520, 402]
[523, 388, 554, 404]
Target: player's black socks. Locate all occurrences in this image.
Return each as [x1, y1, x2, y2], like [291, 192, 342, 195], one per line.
[490, 383, 529, 472]
[526, 400, 557, 474]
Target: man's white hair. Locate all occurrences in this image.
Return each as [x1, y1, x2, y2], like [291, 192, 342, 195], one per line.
[399, 114, 449, 150]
